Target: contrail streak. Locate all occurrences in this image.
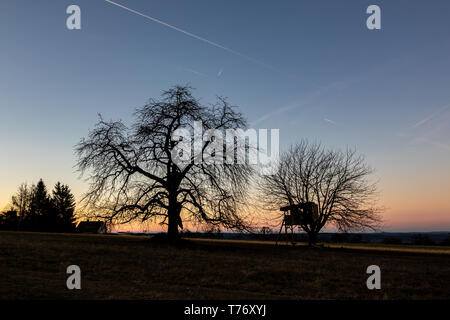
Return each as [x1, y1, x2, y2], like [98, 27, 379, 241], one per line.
[324, 118, 337, 125]
[104, 0, 278, 72]
[413, 104, 450, 128]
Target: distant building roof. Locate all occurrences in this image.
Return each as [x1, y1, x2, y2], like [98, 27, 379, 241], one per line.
[76, 221, 106, 233]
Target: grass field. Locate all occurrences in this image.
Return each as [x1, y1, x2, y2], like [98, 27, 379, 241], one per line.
[1, 231, 449, 299]
[192, 238, 450, 255]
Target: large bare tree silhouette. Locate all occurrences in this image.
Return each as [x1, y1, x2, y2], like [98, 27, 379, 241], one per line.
[76, 86, 252, 241]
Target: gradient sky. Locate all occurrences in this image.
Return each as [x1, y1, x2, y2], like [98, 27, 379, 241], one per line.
[1, 0, 449, 231]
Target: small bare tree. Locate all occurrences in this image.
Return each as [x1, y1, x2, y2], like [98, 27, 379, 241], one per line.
[258, 141, 382, 245]
[75, 86, 253, 241]
[11, 183, 31, 219]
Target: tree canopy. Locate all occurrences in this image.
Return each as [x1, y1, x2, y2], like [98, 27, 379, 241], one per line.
[1, 179, 76, 232]
[258, 141, 382, 244]
[75, 85, 253, 241]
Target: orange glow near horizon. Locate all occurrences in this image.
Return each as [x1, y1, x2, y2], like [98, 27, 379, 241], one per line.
[1, 170, 449, 233]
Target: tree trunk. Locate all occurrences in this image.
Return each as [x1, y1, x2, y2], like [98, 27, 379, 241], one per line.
[167, 194, 181, 242]
[308, 231, 317, 246]
[167, 214, 179, 242]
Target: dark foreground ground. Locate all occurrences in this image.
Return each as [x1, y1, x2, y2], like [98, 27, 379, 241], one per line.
[1, 231, 449, 299]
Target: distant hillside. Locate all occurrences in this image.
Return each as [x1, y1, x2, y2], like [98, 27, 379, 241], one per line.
[120, 231, 450, 245]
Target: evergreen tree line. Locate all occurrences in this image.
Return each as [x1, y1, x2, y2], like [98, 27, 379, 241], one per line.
[0, 179, 76, 232]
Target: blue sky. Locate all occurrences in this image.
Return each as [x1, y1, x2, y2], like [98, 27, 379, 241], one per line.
[1, 0, 450, 231]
